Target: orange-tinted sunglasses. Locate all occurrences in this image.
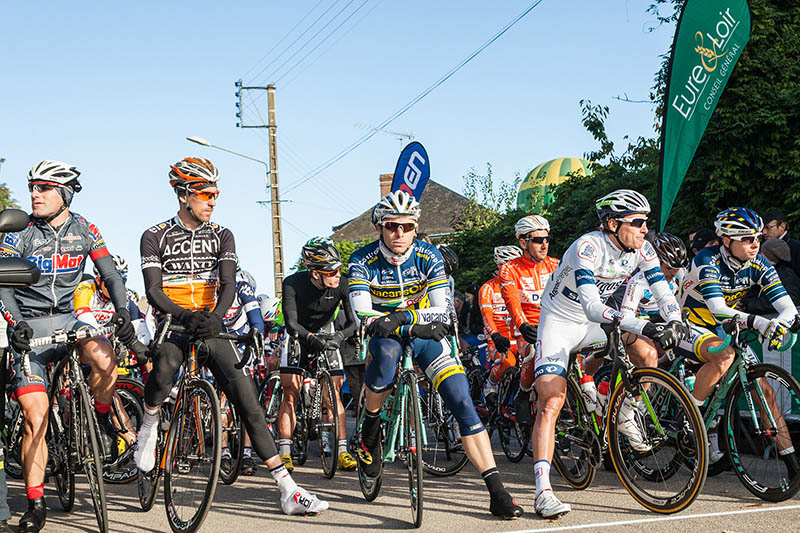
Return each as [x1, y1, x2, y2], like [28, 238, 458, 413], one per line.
[193, 190, 220, 201]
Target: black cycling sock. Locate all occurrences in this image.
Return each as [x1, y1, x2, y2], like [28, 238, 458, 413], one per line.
[481, 467, 504, 496]
[361, 409, 381, 451]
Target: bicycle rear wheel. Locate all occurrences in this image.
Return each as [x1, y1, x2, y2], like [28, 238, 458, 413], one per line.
[164, 379, 221, 533]
[420, 385, 468, 477]
[401, 372, 424, 528]
[498, 368, 528, 462]
[724, 363, 800, 502]
[47, 371, 74, 511]
[607, 367, 706, 514]
[259, 373, 282, 441]
[317, 371, 339, 479]
[76, 383, 109, 532]
[219, 396, 244, 485]
[104, 386, 144, 484]
[552, 377, 596, 490]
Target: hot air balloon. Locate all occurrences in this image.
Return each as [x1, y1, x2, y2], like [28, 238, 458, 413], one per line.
[516, 157, 593, 212]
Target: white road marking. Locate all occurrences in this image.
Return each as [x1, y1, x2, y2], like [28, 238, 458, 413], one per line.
[511, 503, 800, 532]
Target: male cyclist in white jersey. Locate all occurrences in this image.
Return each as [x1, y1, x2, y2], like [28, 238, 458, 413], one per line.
[530, 189, 687, 518]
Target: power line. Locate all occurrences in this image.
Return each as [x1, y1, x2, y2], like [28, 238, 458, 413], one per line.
[282, 0, 546, 195]
[274, 0, 370, 84]
[248, 0, 345, 85]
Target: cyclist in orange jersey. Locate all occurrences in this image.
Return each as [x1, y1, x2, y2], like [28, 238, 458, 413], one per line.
[479, 245, 523, 403]
[499, 215, 559, 425]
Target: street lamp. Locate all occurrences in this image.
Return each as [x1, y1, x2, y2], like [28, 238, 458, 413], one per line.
[186, 136, 283, 296]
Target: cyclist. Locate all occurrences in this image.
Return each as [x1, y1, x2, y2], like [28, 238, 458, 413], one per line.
[479, 245, 523, 403]
[677, 207, 800, 473]
[349, 190, 523, 519]
[0, 160, 138, 532]
[530, 189, 686, 518]
[220, 267, 265, 476]
[499, 215, 559, 424]
[134, 157, 327, 515]
[277, 236, 358, 472]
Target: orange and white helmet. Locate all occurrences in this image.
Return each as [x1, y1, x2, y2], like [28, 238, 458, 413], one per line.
[169, 158, 219, 192]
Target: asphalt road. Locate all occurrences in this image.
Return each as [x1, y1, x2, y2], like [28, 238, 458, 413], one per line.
[6, 432, 800, 533]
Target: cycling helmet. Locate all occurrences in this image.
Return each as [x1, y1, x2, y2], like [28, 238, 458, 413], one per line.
[301, 236, 342, 271]
[93, 254, 129, 283]
[169, 157, 219, 192]
[652, 232, 688, 269]
[28, 160, 82, 192]
[372, 190, 421, 225]
[236, 269, 256, 290]
[714, 207, 764, 237]
[514, 215, 550, 238]
[595, 189, 651, 221]
[437, 245, 459, 276]
[494, 245, 523, 265]
[257, 294, 282, 322]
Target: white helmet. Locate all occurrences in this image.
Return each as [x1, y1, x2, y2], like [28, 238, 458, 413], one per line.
[28, 160, 82, 192]
[494, 245, 523, 265]
[372, 190, 421, 225]
[236, 270, 256, 290]
[257, 294, 281, 322]
[595, 189, 650, 220]
[93, 253, 128, 282]
[515, 215, 550, 238]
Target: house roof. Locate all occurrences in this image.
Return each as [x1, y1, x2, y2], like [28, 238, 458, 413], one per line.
[330, 180, 469, 242]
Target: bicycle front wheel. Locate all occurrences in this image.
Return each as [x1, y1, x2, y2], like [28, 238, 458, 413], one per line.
[164, 379, 221, 533]
[317, 371, 339, 479]
[104, 386, 144, 484]
[219, 396, 244, 485]
[552, 377, 596, 490]
[259, 373, 282, 441]
[498, 368, 528, 462]
[401, 372, 424, 528]
[46, 371, 74, 511]
[420, 385, 468, 477]
[607, 367, 706, 514]
[293, 399, 310, 466]
[724, 363, 800, 502]
[77, 383, 109, 532]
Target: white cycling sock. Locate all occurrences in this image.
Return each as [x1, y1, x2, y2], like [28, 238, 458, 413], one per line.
[338, 439, 348, 455]
[222, 447, 231, 458]
[278, 439, 292, 457]
[270, 464, 297, 499]
[142, 405, 159, 426]
[780, 446, 796, 456]
[243, 447, 252, 458]
[534, 460, 552, 497]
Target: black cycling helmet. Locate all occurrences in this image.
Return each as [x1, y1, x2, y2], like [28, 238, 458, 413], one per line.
[301, 236, 342, 271]
[438, 245, 459, 277]
[652, 232, 688, 269]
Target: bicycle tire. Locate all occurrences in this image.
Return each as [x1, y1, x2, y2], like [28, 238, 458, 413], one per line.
[3, 398, 23, 480]
[164, 379, 221, 533]
[259, 373, 282, 441]
[219, 396, 244, 485]
[552, 377, 596, 490]
[498, 369, 528, 462]
[46, 370, 74, 511]
[356, 394, 383, 502]
[420, 384, 468, 477]
[104, 387, 143, 484]
[723, 363, 800, 502]
[607, 367, 706, 514]
[77, 383, 109, 532]
[293, 396, 310, 466]
[137, 410, 166, 512]
[317, 371, 339, 479]
[401, 372, 424, 528]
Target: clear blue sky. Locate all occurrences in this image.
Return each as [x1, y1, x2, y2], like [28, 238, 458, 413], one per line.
[0, 1, 676, 295]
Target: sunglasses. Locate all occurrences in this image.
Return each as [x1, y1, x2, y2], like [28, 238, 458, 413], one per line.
[617, 217, 648, 228]
[315, 269, 340, 277]
[28, 182, 59, 193]
[730, 233, 762, 244]
[383, 221, 417, 233]
[524, 235, 551, 244]
[192, 190, 220, 201]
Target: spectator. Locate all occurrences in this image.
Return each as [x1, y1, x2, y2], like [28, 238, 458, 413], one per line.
[741, 238, 800, 314]
[690, 228, 719, 256]
[762, 208, 800, 279]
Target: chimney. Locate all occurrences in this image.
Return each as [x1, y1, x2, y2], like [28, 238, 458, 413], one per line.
[379, 173, 393, 197]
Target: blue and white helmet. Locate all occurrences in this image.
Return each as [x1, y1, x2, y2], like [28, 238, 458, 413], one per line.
[595, 189, 650, 220]
[714, 207, 764, 237]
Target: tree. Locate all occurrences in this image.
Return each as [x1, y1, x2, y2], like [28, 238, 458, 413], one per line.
[455, 163, 522, 231]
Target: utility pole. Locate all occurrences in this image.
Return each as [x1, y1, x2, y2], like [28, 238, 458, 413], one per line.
[235, 80, 285, 297]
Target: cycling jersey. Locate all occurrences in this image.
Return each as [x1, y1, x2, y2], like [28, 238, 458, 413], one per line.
[679, 245, 794, 329]
[0, 212, 127, 322]
[73, 281, 142, 328]
[140, 216, 237, 314]
[478, 276, 513, 339]
[283, 271, 356, 341]
[223, 280, 265, 334]
[620, 269, 684, 322]
[499, 255, 560, 327]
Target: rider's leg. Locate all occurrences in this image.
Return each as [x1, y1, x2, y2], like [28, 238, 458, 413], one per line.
[79, 335, 117, 407]
[17, 392, 49, 495]
[330, 375, 349, 456]
[276, 374, 301, 457]
[691, 337, 735, 403]
[532, 374, 567, 490]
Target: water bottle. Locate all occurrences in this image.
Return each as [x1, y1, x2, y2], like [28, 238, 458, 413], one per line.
[302, 377, 312, 408]
[579, 374, 599, 413]
[597, 381, 610, 411]
[683, 374, 696, 392]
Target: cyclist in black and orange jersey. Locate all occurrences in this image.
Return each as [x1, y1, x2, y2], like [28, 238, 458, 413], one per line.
[134, 157, 327, 516]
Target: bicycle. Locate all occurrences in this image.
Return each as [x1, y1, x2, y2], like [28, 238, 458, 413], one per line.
[551, 317, 708, 514]
[355, 325, 426, 528]
[665, 316, 800, 502]
[135, 314, 260, 533]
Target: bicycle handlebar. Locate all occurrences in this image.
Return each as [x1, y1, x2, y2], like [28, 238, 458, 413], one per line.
[708, 314, 800, 354]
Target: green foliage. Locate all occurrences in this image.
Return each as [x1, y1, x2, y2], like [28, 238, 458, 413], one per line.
[456, 163, 522, 231]
[0, 184, 17, 210]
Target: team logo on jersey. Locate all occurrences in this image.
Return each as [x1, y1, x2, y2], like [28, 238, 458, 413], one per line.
[62, 233, 81, 243]
[2, 233, 19, 248]
[87, 224, 102, 242]
[27, 253, 84, 274]
[577, 241, 596, 263]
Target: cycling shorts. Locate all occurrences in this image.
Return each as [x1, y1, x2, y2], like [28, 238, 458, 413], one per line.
[279, 325, 344, 377]
[533, 310, 607, 382]
[8, 314, 92, 398]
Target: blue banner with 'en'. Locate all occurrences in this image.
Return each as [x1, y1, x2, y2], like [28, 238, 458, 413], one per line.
[391, 141, 430, 200]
